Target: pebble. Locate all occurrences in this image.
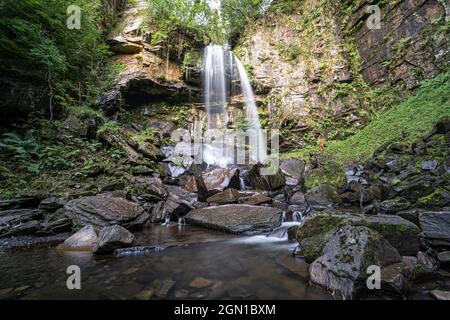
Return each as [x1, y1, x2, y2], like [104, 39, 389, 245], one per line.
[189, 277, 213, 289]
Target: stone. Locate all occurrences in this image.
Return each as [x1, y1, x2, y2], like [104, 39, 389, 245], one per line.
[94, 225, 136, 254]
[39, 197, 67, 212]
[437, 251, 450, 264]
[298, 232, 333, 263]
[309, 225, 402, 300]
[380, 257, 418, 296]
[207, 188, 240, 205]
[417, 188, 450, 208]
[380, 197, 411, 214]
[108, 36, 143, 54]
[245, 164, 286, 191]
[295, 212, 421, 256]
[305, 184, 342, 206]
[430, 290, 450, 300]
[289, 192, 305, 205]
[152, 279, 175, 298]
[419, 211, 450, 247]
[280, 159, 305, 180]
[304, 161, 347, 191]
[186, 168, 241, 192]
[421, 160, 439, 171]
[189, 277, 213, 289]
[396, 209, 421, 225]
[135, 289, 154, 300]
[242, 194, 272, 206]
[57, 225, 98, 252]
[0, 209, 45, 238]
[417, 251, 438, 272]
[63, 195, 149, 230]
[185, 204, 283, 235]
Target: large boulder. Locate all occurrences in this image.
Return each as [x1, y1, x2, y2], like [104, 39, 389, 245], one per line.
[185, 168, 241, 193]
[185, 205, 283, 235]
[305, 184, 342, 206]
[280, 159, 305, 186]
[419, 211, 450, 247]
[63, 196, 149, 230]
[207, 188, 240, 205]
[296, 212, 421, 256]
[304, 161, 347, 191]
[310, 224, 402, 299]
[57, 225, 98, 252]
[94, 225, 136, 255]
[245, 164, 286, 191]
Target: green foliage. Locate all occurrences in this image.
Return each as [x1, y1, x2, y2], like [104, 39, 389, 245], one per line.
[283, 72, 450, 163]
[0, 0, 116, 117]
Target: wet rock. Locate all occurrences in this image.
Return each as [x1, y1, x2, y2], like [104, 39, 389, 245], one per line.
[296, 212, 421, 256]
[57, 225, 98, 252]
[245, 164, 286, 191]
[189, 277, 213, 289]
[417, 251, 438, 272]
[38, 197, 67, 212]
[430, 290, 450, 300]
[242, 194, 272, 206]
[380, 257, 418, 296]
[437, 251, 450, 265]
[94, 225, 136, 255]
[164, 194, 194, 220]
[135, 289, 154, 300]
[185, 204, 283, 235]
[207, 188, 240, 205]
[305, 184, 342, 206]
[152, 279, 175, 298]
[114, 245, 165, 257]
[38, 216, 72, 235]
[380, 197, 411, 214]
[63, 195, 149, 230]
[310, 225, 402, 300]
[419, 211, 450, 247]
[298, 232, 333, 263]
[0, 209, 44, 238]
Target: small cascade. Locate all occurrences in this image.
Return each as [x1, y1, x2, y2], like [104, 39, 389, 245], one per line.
[293, 211, 304, 223]
[177, 217, 186, 226]
[239, 177, 246, 191]
[281, 211, 287, 223]
[162, 214, 171, 227]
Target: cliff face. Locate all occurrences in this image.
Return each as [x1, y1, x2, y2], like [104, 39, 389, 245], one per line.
[236, 0, 449, 150]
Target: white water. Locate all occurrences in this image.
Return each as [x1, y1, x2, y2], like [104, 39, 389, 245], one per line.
[202, 44, 267, 166]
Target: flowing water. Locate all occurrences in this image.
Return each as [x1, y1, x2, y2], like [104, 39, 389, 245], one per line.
[0, 225, 331, 300]
[202, 44, 267, 167]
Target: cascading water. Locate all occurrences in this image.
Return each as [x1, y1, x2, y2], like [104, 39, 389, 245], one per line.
[202, 44, 267, 167]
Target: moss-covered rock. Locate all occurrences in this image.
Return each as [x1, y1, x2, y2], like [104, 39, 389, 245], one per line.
[304, 161, 347, 191]
[299, 231, 333, 263]
[379, 197, 412, 214]
[295, 212, 421, 256]
[305, 184, 342, 206]
[417, 188, 450, 208]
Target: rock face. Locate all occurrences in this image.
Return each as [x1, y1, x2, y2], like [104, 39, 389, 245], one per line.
[94, 225, 136, 254]
[305, 185, 342, 206]
[63, 196, 149, 230]
[310, 225, 402, 300]
[57, 225, 98, 252]
[296, 212, 421, 256]
[419, 211, 450, 247]
[185, 205, 283, 235]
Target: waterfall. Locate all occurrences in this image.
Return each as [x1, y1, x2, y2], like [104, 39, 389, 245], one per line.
[202, 44, 267, 166]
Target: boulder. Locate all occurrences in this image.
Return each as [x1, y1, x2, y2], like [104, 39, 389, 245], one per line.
[310, 224, 401, 299]
[108, 36, 143, 54]
[419, 211, 450, 247]
[304, 161, 347, 191]
[186, 168, 241, 192]
[280, 159, 305, 185]
[242, 194, 272, 206]
[289, 192, 306, 205]
[305, 184, 342, 206]
[57, 225, 98, 252]
[185, 205, 283, 235]
[245, 164, 286, 191]
[39, 197, 67, 212]
[417, 188, 450, 208]
[437, 251, 450, 265]
[207, 188, 240, 205]
[380, 257, 418, 295]
[63, 196, 149, 230]
[296, 212, 421, 256]
[421, 160, 439, 171]
[94, 225, 136, 255]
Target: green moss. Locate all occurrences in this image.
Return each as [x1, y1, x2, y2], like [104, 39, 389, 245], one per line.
[283, 72, 450, 164]
[296, 213, 345, 241]
[417, 188, 450, 208]
[304, 161, 347, 190]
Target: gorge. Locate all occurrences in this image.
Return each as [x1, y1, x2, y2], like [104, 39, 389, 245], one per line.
[0, 0, 449, 301]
